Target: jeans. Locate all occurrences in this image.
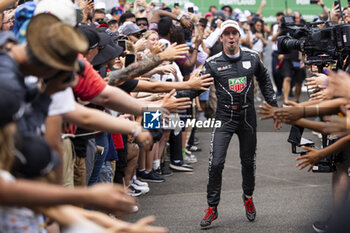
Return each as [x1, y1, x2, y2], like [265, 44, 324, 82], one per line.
[88, 133, 108, 186]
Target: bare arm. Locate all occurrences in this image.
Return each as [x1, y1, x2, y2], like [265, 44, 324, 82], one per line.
[133, 73, 213, 93]
[0, 179, 136, 216]
[108, 55, 163, 86]
[90, 85, 145, 115]
[274, 98, 348, 122]
[0, 0, 16, 11]
[180, 37, 202, 74]
[63, 103, 141, 135]
[108, 44, 189, 86]
[150, 9, 193, 28]
[45, 115, 64, 184]
[271, 25, 281, 42]
[256, 0, 266, 17]
[292, 118, 329, 134]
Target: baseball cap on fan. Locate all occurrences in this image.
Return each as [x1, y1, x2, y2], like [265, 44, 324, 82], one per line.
[34, 0, 77, 26]
[118, 22, 146, 35]
[220, 20, 241, 35]
[94, 2, 106, 10]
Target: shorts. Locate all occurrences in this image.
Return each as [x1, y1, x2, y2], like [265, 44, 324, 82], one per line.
[281, 60, 306, 83]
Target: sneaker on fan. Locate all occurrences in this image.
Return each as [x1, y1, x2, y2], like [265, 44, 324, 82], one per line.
[170, 160, 194, 172]
[132, 177, 149, 187]
[139, 170, 165, 183]
[184, 154, 197, 164]
[127, 185, 142, 197]
[130, 182, 150, 195]
[187, 145, 201, 152]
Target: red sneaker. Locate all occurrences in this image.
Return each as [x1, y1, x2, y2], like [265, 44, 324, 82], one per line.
[243, 194, 256, 221]
[200, 207, 218, 228]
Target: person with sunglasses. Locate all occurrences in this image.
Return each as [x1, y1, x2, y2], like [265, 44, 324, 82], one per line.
[136, 17, 149, 30]
[118, 21, 146, 43]
[92, 9, 105, 24]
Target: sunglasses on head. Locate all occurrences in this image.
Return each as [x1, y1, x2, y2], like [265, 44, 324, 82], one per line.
[137, 23, 148, 26]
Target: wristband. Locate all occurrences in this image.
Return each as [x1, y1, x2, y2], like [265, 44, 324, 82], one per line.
[315, 104, 319, 117]
[177, 12, 184, 21]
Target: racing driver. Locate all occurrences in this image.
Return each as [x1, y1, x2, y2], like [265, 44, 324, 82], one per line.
[200, 20, 280, 228]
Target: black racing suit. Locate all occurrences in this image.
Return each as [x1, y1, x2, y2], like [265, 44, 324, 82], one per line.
[203, 48, 277, 207]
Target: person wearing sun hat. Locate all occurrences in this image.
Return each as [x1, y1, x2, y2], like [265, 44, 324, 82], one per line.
[199, 19, 279, 228]
[26, 13, 88, 72]
[0, 13, 88, 133]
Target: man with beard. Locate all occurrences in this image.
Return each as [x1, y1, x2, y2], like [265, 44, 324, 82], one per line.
[200, 20, 279, 228]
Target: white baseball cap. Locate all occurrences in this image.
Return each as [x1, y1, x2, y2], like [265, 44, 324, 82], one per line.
[220, 20, 241, 35]
[34, 0, 77, 27]
[94, 2, 106, 10]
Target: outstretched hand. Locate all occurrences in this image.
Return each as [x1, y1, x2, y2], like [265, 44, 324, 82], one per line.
[159, 43, 189, 61]
[327, 70, 350, 99]
[295, 146, 323, 172]
[274, 101, 303, 124]
[258, 101, 278, 120]
[257, 101, 282, 130]
[160, 89, 191, 113]
[106, 216, 168, 233]
[323, 114, 348, 137]
[188, 70, 213, 91]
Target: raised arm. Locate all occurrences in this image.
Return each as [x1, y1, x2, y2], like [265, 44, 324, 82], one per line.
[108, 43, 188, 86]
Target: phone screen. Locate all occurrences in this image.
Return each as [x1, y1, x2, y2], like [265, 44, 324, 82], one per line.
[125, 54, 136, 67]
[117, 40, 126, 52]
[334, 0, 339, 7]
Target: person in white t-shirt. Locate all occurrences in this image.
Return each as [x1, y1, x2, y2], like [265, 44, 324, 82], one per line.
[249, 18, 267, 59]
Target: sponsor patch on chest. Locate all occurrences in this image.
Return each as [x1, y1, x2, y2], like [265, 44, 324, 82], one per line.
[217, 64, 232, 71]
[242, 61, 251, 69]
[228, 77, 247, 93]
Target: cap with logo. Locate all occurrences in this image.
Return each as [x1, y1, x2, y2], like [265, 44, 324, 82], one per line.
[220, 20, 241, 35]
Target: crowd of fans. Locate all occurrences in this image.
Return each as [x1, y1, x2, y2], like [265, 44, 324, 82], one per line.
[0, 0, 349, 232]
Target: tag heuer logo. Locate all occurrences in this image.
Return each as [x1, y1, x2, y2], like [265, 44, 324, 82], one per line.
[242, 61, 251, 69]
[229, 77, 247, 93]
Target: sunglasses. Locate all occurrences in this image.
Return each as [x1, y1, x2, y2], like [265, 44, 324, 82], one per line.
[131, 33, 142, 39]
[137, 23, 148, 27]
[95, 18, 104, 23]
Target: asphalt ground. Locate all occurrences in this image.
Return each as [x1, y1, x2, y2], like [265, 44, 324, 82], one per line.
[125, 43, 332, 233]
[125, 96, 333, 233]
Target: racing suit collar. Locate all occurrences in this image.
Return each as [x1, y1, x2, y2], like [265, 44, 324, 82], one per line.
[222, 48, 242, 62]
